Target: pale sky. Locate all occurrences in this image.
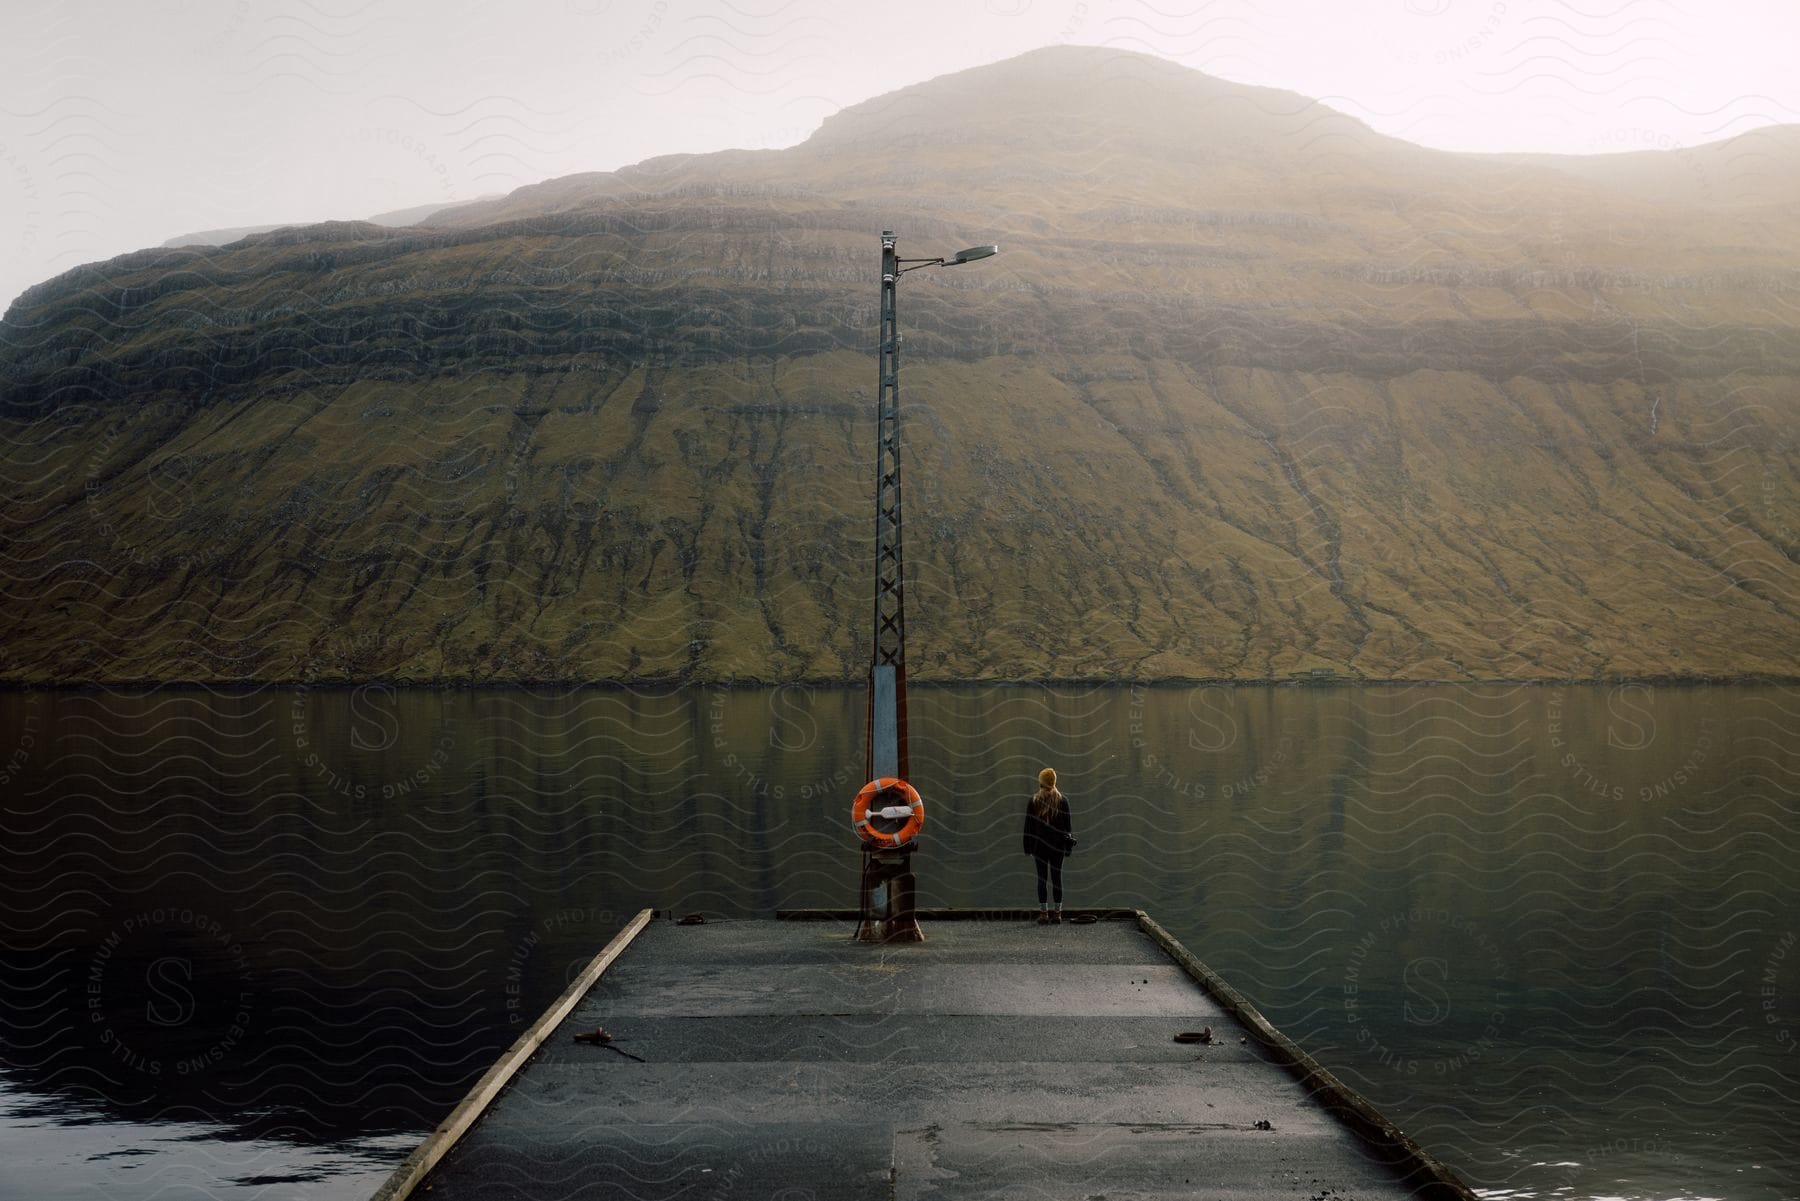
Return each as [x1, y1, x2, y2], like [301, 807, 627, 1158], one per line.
[3, 0, 1797, 314]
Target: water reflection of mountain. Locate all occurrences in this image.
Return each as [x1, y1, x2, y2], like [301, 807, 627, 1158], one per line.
[0, 684, 1795, 1198]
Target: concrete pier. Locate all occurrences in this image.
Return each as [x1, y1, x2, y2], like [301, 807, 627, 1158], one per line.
[374, 909, 1473, 1200]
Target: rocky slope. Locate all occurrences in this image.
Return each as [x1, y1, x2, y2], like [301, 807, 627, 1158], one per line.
[0, 47, 1795, 684]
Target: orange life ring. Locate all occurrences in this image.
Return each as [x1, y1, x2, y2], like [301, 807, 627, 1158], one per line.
[851, 777, 924, 847]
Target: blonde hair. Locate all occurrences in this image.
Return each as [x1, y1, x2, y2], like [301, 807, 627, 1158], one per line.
[1031, 768, 1062, 823]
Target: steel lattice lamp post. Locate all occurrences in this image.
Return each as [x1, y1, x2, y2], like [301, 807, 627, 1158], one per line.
[853, 229, 998, 943]
[865, 231, 998, 784]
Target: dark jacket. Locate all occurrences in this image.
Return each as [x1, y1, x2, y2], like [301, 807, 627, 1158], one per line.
[1022, 793, 1075, 860]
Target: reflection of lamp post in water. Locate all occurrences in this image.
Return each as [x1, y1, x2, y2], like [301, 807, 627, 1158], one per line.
[855, 230, 998, 943]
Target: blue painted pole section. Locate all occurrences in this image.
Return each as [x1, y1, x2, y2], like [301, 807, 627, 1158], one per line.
[872, 664, 898, 779]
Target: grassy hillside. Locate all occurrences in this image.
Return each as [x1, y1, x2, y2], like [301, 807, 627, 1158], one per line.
[1, 47, 1795, 684]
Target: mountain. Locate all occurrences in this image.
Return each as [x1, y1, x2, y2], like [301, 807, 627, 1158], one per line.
[0, 46, 1795, 685]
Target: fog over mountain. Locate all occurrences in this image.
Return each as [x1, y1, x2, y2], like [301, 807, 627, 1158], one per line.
[1, 47, 1795, 685]
[160, 199, 495, 249]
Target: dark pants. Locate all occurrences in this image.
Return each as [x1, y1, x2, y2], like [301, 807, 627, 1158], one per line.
[1033, 855, 1063, 906]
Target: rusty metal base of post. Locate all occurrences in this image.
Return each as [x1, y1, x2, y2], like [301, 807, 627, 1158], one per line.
[855, 844, 923, 943]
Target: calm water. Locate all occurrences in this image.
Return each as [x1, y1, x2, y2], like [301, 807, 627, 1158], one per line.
[0, 683, 1795, 1199]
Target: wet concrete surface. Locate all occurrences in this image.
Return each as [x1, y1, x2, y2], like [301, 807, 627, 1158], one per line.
[420, 915, 1423, 1199]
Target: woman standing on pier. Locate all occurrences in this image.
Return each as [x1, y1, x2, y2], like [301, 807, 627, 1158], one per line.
[1023, 767, 1076, 924]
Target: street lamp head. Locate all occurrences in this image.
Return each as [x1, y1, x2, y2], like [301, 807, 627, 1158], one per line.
[949, 244, 998, 265]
